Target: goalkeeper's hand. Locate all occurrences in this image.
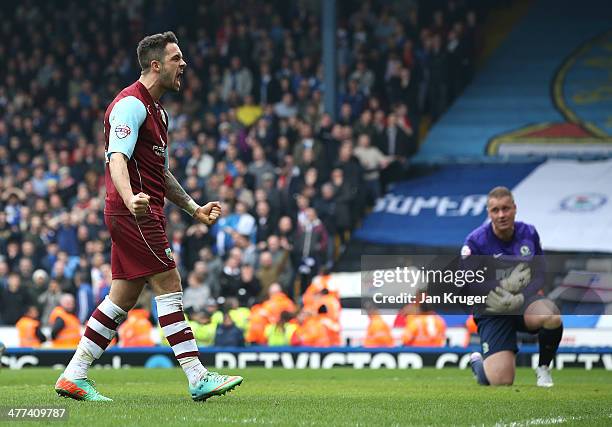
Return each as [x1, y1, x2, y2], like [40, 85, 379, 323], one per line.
[500, 262, 531, 294]
[485, 287, 525, 314]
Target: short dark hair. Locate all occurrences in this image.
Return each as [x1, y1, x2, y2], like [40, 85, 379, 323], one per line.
[488, 186, 514, 202]
[137, 31, 179, 72]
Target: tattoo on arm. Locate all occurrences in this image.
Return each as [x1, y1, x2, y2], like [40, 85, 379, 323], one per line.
[164, 169, 194, 211]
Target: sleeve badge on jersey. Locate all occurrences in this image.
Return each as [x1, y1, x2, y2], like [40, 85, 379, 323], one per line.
[114, 124, 131, 139]
[460, 245, 472, 259]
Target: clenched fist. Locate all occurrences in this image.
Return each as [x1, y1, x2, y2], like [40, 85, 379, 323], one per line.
[194, 201, 222, 226]
[128, 192, 150, 217]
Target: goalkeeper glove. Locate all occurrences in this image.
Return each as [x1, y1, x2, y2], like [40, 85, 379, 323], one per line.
[485, 287, 525, 314]
[500, 262, 531, 294]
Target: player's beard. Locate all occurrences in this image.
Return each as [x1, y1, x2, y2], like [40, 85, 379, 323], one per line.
[161, 66, 181, 92]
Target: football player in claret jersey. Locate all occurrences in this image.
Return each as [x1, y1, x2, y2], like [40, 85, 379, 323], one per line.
[463, 187, 563, 387]
[54, 32, 243, 401]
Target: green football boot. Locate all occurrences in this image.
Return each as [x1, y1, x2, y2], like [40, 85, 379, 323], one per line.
[190, 371, 243, 402]
[55, 376, 113, 401]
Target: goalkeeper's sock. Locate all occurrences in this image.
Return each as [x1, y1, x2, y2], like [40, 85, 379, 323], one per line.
[64, 296, 127, 380]
[538, 324, 563, 367]
[470, 353, 489, 386]
[156, 292, 207, 386]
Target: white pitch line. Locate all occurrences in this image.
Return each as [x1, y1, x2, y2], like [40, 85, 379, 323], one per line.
[492, 413, 612, 427]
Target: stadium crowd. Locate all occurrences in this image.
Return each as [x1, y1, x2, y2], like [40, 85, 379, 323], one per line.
[0, 0, 484, 347]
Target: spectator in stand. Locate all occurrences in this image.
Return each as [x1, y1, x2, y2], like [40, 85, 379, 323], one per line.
[354, 133, 390, 203]
[294, 208, 329, 293]
[29, 269, 50, 306]
[214, 313, 245, 347]
[378, 113, 416, 191]
[265, 311, 297, 346]
[188, 310, 216, 347]
[255, 200, 276, 245]
[0, 273, 31, 325]
[38, 279, 63, 327]
[219, 254, 242, 301]
[73, 271, 94, 324]
[330, 168, 354, 243]
[254, 62, 282, 105]
[235, 264, 261, 306]
[221, 56, 253, 102]
[0, 261, 9, 290]
[183, 269, 211, 313]
[274, 93, 298, 119]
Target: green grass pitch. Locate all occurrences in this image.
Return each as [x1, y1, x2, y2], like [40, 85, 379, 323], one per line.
[1, 368, 610, 426]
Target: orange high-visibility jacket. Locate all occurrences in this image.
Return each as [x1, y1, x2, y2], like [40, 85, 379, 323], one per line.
[16, 316, 42, 348]
[364, 315, 394, 347]
[402, 313, 446, 347]
[304, 294, 341, 322]
[262, 293, 296, 323]
[294, 315, 332, 347]
[49, 306, 81, 348]
[246, 304, 270, 345]
[118, 309, 154, 347]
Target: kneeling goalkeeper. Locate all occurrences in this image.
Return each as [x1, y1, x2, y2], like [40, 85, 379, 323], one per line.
[461, 187, 563, 387]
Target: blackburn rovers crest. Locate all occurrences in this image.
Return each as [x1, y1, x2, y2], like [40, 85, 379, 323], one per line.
[487, 31, 612, 155]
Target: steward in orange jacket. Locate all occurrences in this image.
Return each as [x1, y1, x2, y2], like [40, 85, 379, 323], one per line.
[262, 283, 296, 323]
[402, 313, 446, 347]
[364, 313, 394, 347]
[118, 307, 154, 347]
[303, 289, 341, 322]
[246, 303, 271, 345]
[16, 306, 46, 347]
[291, 306, 338, 347]
[49, 294, 81, 348]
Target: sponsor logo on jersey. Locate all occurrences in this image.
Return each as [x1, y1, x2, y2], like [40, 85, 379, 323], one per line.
[520, 245, 531, 256]
[114, 124, 131, 139]
[460, 245, 472, 259]
[153, 145, 166, 158]
[559, 193, 607, 212]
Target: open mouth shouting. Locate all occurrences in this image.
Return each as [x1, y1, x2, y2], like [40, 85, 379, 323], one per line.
[175, 69, 184, 88]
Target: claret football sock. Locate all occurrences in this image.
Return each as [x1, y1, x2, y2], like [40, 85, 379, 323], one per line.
[155, 292, 207, 386]
[64, 296, 127, 380]
[538, 324, 563, 367]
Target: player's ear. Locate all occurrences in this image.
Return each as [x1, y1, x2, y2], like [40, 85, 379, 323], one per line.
[151, 59, 161, 73]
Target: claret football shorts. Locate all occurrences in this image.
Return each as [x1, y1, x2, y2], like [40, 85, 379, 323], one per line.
[104, 213, 176, 280]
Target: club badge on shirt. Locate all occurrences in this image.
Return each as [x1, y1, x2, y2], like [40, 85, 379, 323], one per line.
[114, 124, 131, 139]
